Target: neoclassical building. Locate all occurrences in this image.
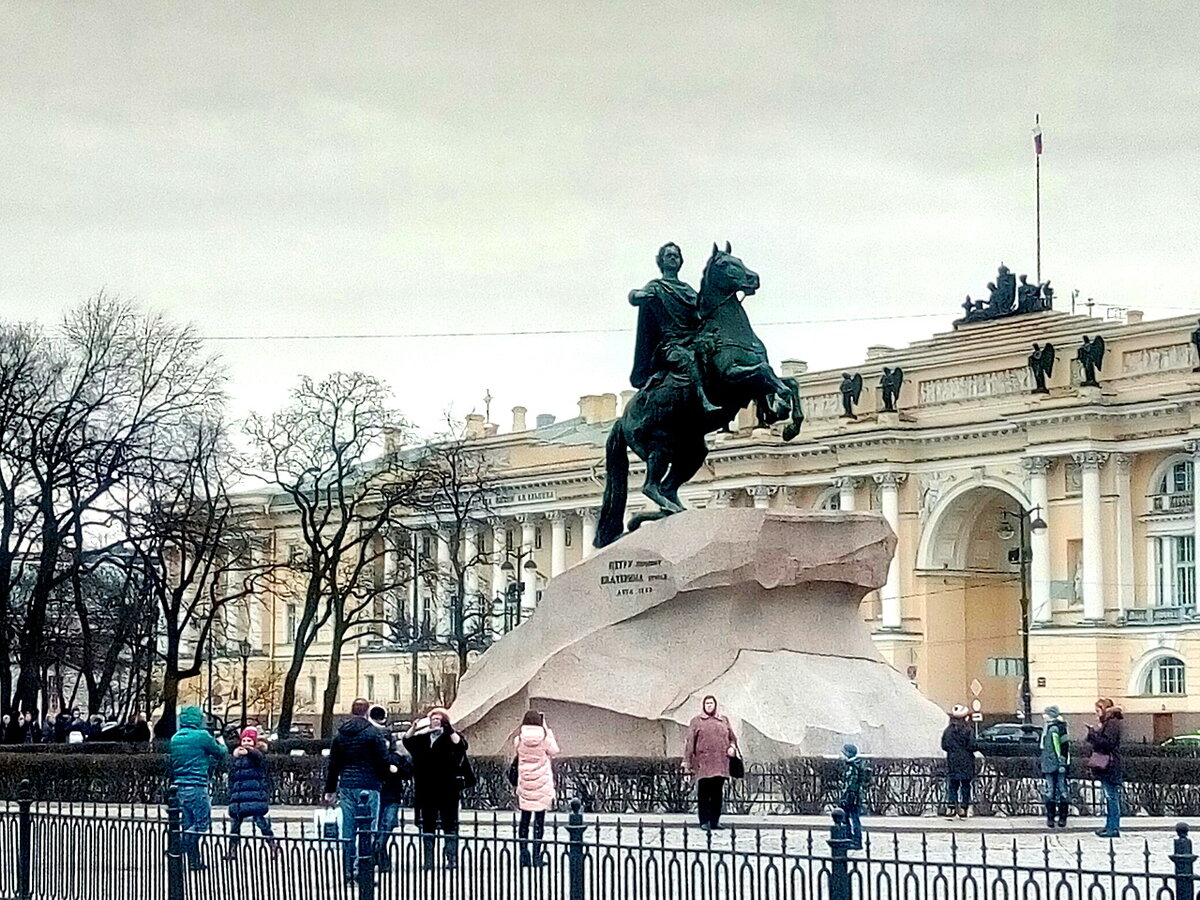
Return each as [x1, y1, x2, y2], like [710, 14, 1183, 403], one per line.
[215, 304, 1200, 742]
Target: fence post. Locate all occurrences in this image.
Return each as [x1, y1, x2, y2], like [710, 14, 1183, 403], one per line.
[355, 791, 376, 900]
[827, 808, 852, 900]
[16, 778, 31, 900]
[566, 798, 587, 900]
[1170, 822, 1195, 900]
[165, 786, 185, 900]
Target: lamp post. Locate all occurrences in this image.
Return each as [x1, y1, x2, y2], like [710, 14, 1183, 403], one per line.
[238, 640, 251, 730]
[499, 550, 539, 635]
[998, 505, 1049, 727]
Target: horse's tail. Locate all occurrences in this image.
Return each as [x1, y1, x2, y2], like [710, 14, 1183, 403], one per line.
[594, 421, 629, 549]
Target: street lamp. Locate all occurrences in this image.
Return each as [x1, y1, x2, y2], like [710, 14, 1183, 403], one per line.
[997, 505, 1048, 727]
[238, 640, 252, 730]
[499, 552, 539, 633]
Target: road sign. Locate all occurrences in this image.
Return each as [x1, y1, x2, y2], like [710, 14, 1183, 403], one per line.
[971, 699, 982, 712]
[969, 679, 983, 697]
[970, 713, 983, 722]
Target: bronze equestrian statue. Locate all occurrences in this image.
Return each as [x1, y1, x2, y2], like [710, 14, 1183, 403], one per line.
[594, 242, 804, 548]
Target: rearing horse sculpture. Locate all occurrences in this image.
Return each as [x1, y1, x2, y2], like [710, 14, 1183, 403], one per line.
[594, 243, 804, 547]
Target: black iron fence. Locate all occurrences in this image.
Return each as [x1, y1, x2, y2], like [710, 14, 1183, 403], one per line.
[2, 779, 1200, 900]
[11, 753, 1200, 818]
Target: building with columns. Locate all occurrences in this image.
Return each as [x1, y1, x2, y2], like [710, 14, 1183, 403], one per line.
[218, 306, 1200, 742]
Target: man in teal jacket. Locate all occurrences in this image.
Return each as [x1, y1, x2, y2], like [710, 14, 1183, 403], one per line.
[169, 706, 227, 870]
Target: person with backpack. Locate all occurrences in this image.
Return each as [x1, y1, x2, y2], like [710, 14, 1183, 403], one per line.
[222, 726, 280, 860]
[1040, 706, 1070, 828]
[839, 744, 869, 850]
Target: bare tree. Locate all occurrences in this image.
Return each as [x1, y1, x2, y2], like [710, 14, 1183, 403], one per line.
[129, 419, 271, 736]
[244, 372, 428, 738]
[1, 297, 225, 713]
[413, 422, 499, 677]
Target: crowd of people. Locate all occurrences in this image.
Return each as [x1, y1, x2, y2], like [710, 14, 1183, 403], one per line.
[1, 709, 152, 744]
[938, 697, 1125, 839]
[161, 690, 1130, 877]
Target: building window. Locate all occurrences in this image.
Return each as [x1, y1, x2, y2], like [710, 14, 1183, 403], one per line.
[565, 527, 572, 548]
[421, 535, 432, 559]
[535, 529, 543, 550]
[1159, 460, 1194, 495]
[986, 657, 1025, 678]
[364, 675, 375, 699]
[307, 676, 318, 705]
[820, 491, 841, 511]
[391, 673, 401, 702]
[1154, 535, 1196, 606]
[286, 604, 297, 642]
[505, 530, 513, 552]
[1145, 657, 1186, 696]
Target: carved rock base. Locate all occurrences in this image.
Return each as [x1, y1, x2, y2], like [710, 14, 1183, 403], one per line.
[450, 509, 945, 759]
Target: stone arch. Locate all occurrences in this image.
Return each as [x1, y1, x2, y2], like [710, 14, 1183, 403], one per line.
[814, 486, 840, 510]
[916, 477, 1032, 571]
[1147, 453, 1193, 502]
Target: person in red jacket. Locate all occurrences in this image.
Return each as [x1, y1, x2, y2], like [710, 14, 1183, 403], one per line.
[682, 696, 739, 831]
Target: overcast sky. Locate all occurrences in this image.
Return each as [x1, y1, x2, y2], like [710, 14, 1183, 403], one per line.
[3, 2, 1199, 432]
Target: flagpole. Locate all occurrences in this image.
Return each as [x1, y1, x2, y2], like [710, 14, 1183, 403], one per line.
[1035, 113, 1041, 284]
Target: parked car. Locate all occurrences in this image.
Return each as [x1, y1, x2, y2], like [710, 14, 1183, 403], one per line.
[979, 722, 1041, 743]
[1160, 733, 1200, 750]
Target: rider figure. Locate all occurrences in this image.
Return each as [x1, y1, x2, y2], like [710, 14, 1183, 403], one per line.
[628, 243, 722, 415]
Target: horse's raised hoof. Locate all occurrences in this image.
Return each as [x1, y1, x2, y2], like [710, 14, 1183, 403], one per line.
[642, 487, 684, 515]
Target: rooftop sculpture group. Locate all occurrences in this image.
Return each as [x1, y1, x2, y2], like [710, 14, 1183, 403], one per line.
[956, 264, 1053, 327]
[594, 243, 805, 547]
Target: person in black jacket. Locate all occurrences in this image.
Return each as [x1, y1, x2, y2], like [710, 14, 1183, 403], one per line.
[940, 705, 977, 819]
[1086, 698, 1124, 838]
[324, 698, 389, 883]
[375, 738, 413, 873]
[403, 707, 469, 871]
[222, 727, 280, 860]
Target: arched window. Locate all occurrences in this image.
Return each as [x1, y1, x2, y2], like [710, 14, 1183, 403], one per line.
[1158, 459, 1194, 496]
[1144, 656, 1186, 696]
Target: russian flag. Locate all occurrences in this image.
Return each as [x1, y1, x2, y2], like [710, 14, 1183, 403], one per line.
[1032, 124, 1043, 155]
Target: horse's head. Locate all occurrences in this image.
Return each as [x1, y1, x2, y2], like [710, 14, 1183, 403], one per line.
[700, 242, 760, 302]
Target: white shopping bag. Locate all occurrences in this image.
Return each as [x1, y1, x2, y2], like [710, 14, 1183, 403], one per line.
[314, 807, 341, 840]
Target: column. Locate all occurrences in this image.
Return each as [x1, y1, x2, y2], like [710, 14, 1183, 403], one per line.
[747, 485, 775, 510]
[247, 541, 264, 650]
[709, 489, 732, 509]
[1188, 441, 1200, 607]
[1074, 451, 1108, 621]
[410, 531, 422, 636]
[1146, 534, 1160, 607]
[491, 522, 508, 629]
[1112, 454, 1134, 612]
[874, 473, 905, 630]
[1023, 457, 1053, 624]
[835, 476, 859, 511]
[435, 528, 452, 638]
[578, 508, 598, 558]
[464, 524, 480, 619]
[518, 514, 538, 615]
[548, 511, 567, 576]
[383, 532, 400, 637]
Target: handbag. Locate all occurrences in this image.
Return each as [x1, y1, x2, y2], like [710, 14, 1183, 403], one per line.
[314, 807, 340, 840]
[729, 750, 745, 780]
[1087, 751, 1111, 773]
[507, 756, 519, 787]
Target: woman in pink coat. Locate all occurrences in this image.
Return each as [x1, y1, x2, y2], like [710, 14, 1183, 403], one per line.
[682, 695, 740, 831]
[514, 710, 560, 867]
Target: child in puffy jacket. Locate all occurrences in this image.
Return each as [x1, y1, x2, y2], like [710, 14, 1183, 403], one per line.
[223, 727, 279, 860]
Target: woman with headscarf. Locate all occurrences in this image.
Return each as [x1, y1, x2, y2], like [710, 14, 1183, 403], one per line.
[682, 695, 739, 831]
[513, 709, 559, 867]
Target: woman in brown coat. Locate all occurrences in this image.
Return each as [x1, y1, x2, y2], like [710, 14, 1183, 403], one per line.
[682, 696, 740, 831]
